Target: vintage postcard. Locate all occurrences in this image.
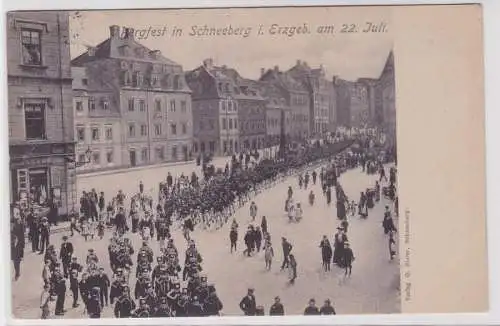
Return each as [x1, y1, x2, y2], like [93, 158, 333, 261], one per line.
[5, 4, 487, 322]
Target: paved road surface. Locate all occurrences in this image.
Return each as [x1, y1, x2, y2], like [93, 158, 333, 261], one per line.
[11, 165, 400, 318]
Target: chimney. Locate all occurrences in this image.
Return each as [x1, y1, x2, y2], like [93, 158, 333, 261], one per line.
[296, 59, 301, 66]
[150, 50, 161, 59]
[87, 46, 96, 57]
[109, 25, 120, 38]
[273, 65, 279, 72]
[221, 65, 227, 69]
[124, 27, 135, 40]
[260, 68, 265, 77]
[203, 58, 214, 69]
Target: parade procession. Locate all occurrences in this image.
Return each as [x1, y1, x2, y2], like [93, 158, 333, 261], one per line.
[10, 130, 399, 318]
[7, 10, 398, 319]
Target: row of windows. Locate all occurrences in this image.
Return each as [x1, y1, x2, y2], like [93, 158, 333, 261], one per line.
[242, 120, 266, 131]
[121, 70, 183, 90]
[78, 148, 115, 166]
[76, 124, 114, 142]
[132, 145, 189, 161]
[128, 98, 188, 113]
[75, 97, 109, 112]
[221, 118, 238, 130]
[291, 94, 308, 106]
[128, 122, 188, 137]
[267, 118, 280, 128]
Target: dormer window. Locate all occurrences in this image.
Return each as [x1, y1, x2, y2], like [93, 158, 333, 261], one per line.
[119, 45, 130, 56]
[102, 99, 109, 110]
[173, 75, 181, 89]
[121, 71, 132, 86]
[120, 61, 128, 69]
[132, 71, 143, 87]
[150, 74, 159, 87]
[135, 48, 145, 58]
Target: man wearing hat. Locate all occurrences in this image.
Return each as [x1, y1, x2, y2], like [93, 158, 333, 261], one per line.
[59, 235, 74, 278]
[204, 284, 223, 316]
[239, 288, 257, 316]
[303, 298, 320, 315]
[269, 296, 285, 315]
[38, 216, 50, 255]
[280, 237, 293, 270]
[114, 285, 136, 318]
[320, 299, 336, 315]
[132, 298, 151, 318]
[154, 296, 172, 317]
[86, 287, 102, 318]
[343, 242, 355, 277]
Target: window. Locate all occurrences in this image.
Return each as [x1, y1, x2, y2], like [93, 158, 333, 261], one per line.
[140, 124, 147, 136]
[141, 148, 148, 161]
[105, 125, 113, 140]
[228, 119, 233, 130]
[138, 99, 145, 112]
[182, 123, 187, 134]
[102, 99, 109, 110]
[76, 126, 85, 142]
[128, 123, 136, 137]
[151, 74, 159, 87]
[223, 141, 228, 153]
[156, 147, 165, 160]
[89, 97, 96, 110]
[209, 119, 215, 130]
[181, 100, 187, 113]
[209, 141, 215, 152]
[193, 142, 198, 152]
[91, 127, 100, 141]
[24, 103, 45, 140]
[200, 142, 205, 152]
[171, 123, 177, 135]
[199, 120, 205, 130]
[92, 152, 100, 164]
[155, 99, 161, 112]
[172, 146, 178, 159]
[106, 150, 113, 164]
[78, 154, 86, 163]
[128, 98, 134, 111]
[133, 72, 143, 87]
[21, 29, 42, 65]
[170, 100, 176, 112]
[76, 101, 83, 112]
[154, 124, 162, 136]
[222, 118, 227, 130]
[173, 75, 180, 89]
[82, 78, 88, 86]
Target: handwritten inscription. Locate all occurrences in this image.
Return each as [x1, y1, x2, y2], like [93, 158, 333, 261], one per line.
[115, 21, 388, 40]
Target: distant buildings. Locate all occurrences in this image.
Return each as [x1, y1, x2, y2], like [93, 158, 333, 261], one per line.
[71, 25, 193, 169]
[334, 51, 395, 133]
[186, 59, 267, 156]
[259, 66, 310, 139]
[7, 11, 76, 216]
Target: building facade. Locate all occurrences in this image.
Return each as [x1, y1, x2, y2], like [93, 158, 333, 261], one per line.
[287, 60, 332, 136]
[236, 79, 267, 151]
[259, 66, 310, 140]
[72, 66, 123, 172]
[7, 11, 76, 216]
[376, 51, 396, 137]
[185, 59, 240, 156]
[71, 26, 193, 167]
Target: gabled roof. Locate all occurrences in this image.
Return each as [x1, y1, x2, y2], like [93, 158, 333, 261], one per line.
[71, 35, 180, 67]
[259, 69, 308, 93]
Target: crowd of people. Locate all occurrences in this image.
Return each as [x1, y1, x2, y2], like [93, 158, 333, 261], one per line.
[10, 131, 398, 318]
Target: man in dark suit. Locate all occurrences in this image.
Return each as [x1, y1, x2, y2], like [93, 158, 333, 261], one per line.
[239, 288, 257, 316]
[59, 236, 74, 278]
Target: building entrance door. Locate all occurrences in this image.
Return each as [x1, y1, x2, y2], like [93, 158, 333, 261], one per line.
[129, 150, 137, 167]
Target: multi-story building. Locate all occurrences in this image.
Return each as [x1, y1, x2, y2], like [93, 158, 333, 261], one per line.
[72, 66, 122, 172]
[236, 78, 267, 151]
[375, 51, 396, 137]
[7, 11, 76, 217]
[259, 66, 310, 140]
[185, 59, 240, 156]
[71, 25, 193, 166]
[287, 60, 332, 136]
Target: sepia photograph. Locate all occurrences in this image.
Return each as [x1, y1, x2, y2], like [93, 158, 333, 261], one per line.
[5, 4, 487, 321]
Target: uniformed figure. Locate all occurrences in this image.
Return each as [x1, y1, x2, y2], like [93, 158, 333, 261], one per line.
[51, 266, 66, 316]
[97, 267, 110, 307]
[239, 288, 257, 316]
[86, 287, 102, 318]
[69, 269, 80, 308]
[59, 236, 73, 278]
[114, 286, 136, 318]
[132, 298, 151, 318]
[154, 296, 172, 317]
[304, 298, 320, 315]
[269, 296, 284, 315]
[320, 299, 336, 315]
